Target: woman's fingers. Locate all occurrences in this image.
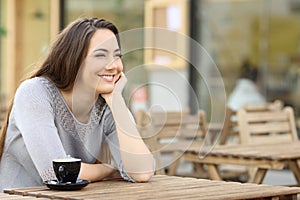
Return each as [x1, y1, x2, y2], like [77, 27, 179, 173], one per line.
[114, 72, 127, 93]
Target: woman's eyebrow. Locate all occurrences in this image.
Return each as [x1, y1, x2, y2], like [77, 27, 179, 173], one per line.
[93, 48, 108, 53]
[92, 48, 121, 53]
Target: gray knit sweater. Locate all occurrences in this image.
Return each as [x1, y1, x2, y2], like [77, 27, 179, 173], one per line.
[0, 77, 133, 191]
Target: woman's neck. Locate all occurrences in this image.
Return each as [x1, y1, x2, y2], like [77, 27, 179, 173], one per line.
[60, 88, 97, 123]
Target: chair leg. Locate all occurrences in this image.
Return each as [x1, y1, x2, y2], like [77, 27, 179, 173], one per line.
[167, 159, 180, 176]
[288, 160, 300, 186]
[194, 163, 206, 174]
[206, 164, 222, 180]
[167, 152, 182, 176]
[252, 168, 267, 184]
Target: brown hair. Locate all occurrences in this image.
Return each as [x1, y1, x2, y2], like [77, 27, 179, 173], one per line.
[240, 59, 258, 82]
[0, 17, 120, 159]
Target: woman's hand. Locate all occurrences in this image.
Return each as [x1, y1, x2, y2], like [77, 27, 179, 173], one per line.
[101, 72, 127, 106]
[113, 72, 127, 94]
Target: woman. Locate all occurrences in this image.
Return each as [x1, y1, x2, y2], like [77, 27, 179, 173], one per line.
[227, 60, 266, 111]
[0, 17, 155, 191]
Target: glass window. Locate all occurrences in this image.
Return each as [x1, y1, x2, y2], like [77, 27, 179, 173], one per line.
[202, 0, 300, 120]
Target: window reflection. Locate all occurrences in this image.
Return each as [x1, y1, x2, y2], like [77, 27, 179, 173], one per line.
[203, 0, 300, 120]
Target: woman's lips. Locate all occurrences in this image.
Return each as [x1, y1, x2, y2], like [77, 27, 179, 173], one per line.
[99, 74, 115, 82]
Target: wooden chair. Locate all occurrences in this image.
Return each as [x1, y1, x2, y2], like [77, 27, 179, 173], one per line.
[220, 100, 284, 145]
[236, 103, 298, 180]
[237, 103, 297, 144]
[215, 100, 284, 181]
[135, 109, 208, 177]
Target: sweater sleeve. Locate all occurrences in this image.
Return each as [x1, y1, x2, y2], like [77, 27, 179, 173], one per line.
[13, 79, 67, 181]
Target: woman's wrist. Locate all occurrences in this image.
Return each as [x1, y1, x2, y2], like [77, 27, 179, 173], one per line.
[79, 162, 117, 182]
[104, 93, 124, 108]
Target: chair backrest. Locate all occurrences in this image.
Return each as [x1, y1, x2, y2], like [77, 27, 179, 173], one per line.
[243, 99, 284, 112]
[220, 100, 284, 145]
[219, 107, 237, 145]
[237, 104, 298, 144]
[136, 109, 207, 174]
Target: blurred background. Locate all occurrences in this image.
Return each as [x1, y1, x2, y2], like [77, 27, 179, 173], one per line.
[1, 0, 300, 127]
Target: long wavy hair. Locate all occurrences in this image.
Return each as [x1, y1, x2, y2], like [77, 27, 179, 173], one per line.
[0, 17, 120, 159]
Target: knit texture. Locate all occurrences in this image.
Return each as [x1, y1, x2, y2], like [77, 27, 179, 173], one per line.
[0, 77, 133, 191]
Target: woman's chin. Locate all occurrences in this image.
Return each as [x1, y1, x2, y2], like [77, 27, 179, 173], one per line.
[98, 88, 114, 95]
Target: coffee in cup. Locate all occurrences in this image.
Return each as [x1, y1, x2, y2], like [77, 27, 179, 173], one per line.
[52, 157, 81, 183]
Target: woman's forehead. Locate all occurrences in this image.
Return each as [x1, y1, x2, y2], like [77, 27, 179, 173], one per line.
[89, 29, 119, 52]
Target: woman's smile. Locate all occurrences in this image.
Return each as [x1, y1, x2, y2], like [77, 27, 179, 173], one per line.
[98, 74, 115, 82]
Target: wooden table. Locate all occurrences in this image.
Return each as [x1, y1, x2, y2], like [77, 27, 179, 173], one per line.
[183, 141, 300, 185]
[3, 175, 300, 199]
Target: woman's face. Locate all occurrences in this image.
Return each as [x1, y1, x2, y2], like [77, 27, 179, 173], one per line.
[78, 28, 123, 95]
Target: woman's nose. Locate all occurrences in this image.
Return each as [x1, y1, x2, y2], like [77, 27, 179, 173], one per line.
[106, 58, 122, 70]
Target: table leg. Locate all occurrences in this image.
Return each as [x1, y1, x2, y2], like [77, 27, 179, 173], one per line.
[206, 164, 222, 180]
[288, 160, 300, 186]
[252, 168, 267, 184]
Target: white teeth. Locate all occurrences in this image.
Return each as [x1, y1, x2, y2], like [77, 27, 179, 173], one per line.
[100, 75, 114, 81]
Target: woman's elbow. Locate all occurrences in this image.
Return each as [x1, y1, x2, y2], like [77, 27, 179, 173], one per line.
[131, 172, 154, 183]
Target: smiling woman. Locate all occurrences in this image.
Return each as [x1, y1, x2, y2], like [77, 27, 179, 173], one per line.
[83, 29, 123, 95]
[0, 17, 155, 191]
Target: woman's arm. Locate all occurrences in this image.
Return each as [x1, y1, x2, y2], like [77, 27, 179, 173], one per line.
[13, 79, 67, 181]
[79, 163, 118, 182]
[102, 74, 155, 182]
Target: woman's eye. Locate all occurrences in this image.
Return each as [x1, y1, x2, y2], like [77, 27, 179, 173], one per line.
[115, 54, 123, 58]
[95, 54, 106, 57]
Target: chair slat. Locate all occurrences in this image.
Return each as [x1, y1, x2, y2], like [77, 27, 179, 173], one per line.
[249, 134, 293, 144]
[248, 121, 291, 134]
[245, 112, 289, 122]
